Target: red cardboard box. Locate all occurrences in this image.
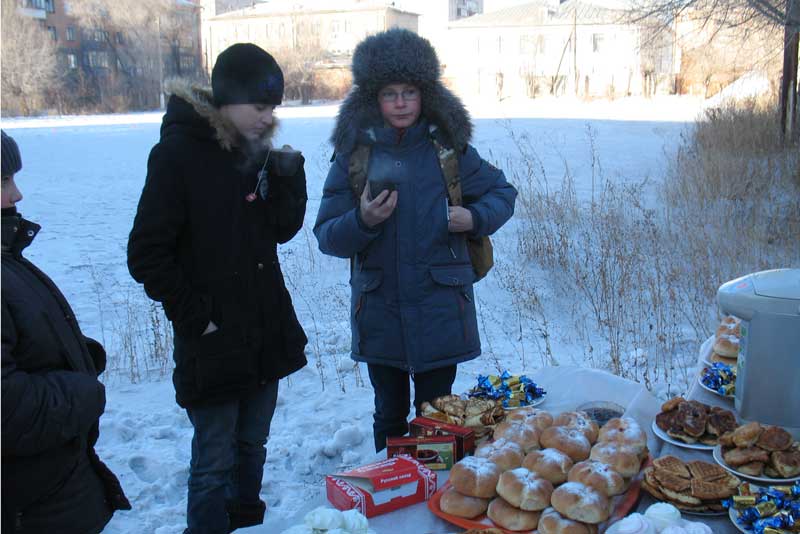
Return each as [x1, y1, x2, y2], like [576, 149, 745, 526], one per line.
[325, 456, 437, 518]
[386, 435, 456, 470]
[409, 416, 476, 460]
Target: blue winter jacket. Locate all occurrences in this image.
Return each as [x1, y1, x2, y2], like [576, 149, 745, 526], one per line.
[314, 120, 517, 373]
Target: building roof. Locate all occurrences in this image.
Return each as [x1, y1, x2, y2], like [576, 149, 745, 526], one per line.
[211, 0, 419, 20]
[449, 0, 630, 28]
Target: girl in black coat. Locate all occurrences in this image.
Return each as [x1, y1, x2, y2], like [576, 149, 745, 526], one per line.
[127, 45, 308, 534]
[1, 130, 130, 534]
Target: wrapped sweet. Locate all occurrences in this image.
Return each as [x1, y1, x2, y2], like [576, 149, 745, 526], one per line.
[469, 370, 546, 408]
[700, 362, 736, 396]
[725, 481, 800, 532]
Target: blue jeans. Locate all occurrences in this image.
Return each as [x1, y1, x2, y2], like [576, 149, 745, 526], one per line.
[184, 381, 279, 534]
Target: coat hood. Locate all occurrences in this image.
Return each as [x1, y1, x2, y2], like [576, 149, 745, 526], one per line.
[162, 78, 278, 152]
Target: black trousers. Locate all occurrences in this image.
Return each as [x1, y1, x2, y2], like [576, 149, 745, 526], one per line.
[367, 363, 458, 452]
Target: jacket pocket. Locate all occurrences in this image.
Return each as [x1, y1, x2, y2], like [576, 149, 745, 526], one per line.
[350, 269, 384, 355]
[423, 264, 479, 360]
[193, 327, 255, 396]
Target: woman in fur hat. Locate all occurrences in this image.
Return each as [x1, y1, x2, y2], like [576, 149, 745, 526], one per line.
[314, 29, 517, 452]
[127, 44, 308, 533]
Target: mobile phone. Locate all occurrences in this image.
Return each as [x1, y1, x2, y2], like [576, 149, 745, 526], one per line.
[368, 179, 396, 201]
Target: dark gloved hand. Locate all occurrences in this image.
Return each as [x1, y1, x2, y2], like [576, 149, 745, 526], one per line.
[84, 337, 107, 376]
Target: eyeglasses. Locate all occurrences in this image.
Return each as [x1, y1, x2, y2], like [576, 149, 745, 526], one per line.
[378, 88, 420, 103]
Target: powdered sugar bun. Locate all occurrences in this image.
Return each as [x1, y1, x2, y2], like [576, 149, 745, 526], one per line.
[540, 426, 591, 462]
[567, 460, 625, 497]
[496, 467, 554, 511]
[551, 482, 610, 524]
[538, 507, 599, 534]
[713, 334, 740, 357]
[493, 420, 541, 453]
[589, 442, 641, 478]
[487, 496, 542, 531]
[449, 455, 501, 498]
[523, 448, 574, 484]
[553, 411, 600, 443]
[506, 408, 554, 432]
[598, 417, 647, 454]
[439, 486, 490, 519]
[475, 437, 525, 472]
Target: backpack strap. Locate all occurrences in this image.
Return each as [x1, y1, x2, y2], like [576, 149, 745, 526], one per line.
[429, 131, 462, 206]
[348, 144, 371, 199]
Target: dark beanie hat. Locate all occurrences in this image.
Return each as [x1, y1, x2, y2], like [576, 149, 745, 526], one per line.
[1, 130, 22, 176]
[351, 28, 440, 96]
[212, 43, 284, 107]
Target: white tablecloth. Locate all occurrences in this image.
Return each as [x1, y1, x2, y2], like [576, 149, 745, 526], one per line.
[261, 364, 741, 534]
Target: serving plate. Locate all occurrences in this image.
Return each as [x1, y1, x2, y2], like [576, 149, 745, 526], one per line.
[651, 420, 715, 451]
[697, 372, 734, 400]
[712, 444, 800, 484]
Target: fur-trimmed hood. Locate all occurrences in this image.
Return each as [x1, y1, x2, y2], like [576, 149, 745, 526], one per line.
[162, 78, 277, 152]
[330, 29, 472, 154]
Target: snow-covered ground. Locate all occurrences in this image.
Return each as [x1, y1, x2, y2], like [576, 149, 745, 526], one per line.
[1, 95, 706, 533]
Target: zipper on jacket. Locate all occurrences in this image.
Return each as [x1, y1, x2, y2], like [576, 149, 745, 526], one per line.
[456, 290, 468, 341]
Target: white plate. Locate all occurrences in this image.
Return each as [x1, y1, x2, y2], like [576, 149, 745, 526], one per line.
[712, 444, 800, 484]
[699, 334, 715, 365]
[651, 420, 715, 451]
[697, 372, 735, 399]
[728, 507, 750, 533]
[503, 395, 546, 409]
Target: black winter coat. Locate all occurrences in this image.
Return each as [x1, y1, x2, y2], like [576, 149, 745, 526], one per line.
[1, 212, 130, 534]
[127, 81, 308, 408]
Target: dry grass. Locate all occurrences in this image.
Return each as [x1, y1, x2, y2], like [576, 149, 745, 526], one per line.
[507, 100, 799, 392]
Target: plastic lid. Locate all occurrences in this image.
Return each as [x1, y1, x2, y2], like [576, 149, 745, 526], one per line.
[751, 269, 800, 300]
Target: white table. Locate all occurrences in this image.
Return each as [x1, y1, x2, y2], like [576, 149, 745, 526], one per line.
[262, 365, 744, 534]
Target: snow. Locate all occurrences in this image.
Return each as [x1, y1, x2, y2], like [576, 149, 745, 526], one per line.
[0, 95, 704, 533]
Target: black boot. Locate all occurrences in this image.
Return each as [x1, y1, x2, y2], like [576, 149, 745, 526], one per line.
[226, 499, 266, 533]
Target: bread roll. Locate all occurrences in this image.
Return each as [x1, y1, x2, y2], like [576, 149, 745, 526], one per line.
[540, 426, 592, 462]
[439, 486, 490, 519]
[589, 442, 642, 478]
[598, 417, 648, 454]
[567, 460, 625, 497]
[523, 448, 574, 485]
[496, 467, 554, 511]
[553, 411, 600, 443]
[493, 420, 541, 453]
[506, 408, 554, 432]
[551, 482, 610, 524]
[487, 496, 541, 531]
[449, 456, 501, 498]
[713, 335, 740, 358]
[475, 438, 524, 472]
[538, 507, 598, 534]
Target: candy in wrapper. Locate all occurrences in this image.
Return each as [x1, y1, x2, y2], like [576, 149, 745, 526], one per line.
[733, 495, 758, 508]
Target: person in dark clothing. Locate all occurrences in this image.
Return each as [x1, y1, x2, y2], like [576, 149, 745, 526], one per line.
[1, 130, 131, 534]
[314, 29, 517, 452]
[127, 43, 308, 534]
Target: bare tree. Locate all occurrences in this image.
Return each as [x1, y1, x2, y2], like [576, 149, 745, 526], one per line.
[1, 0, 61, 115]
[629, 0, 799, 139]
[273, 13, 326, 105]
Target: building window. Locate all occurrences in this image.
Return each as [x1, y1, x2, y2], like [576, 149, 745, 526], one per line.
[498, 36, 502, 53]
[45, 0, 54, 12]
[67, 53, 77, 69]
[47, 25, 57, 41]
[330, 20, 339, 33]
[592, 33, 604, 53]
[66, 26, 76, 41]
[180, 55, 195, 71]
[85, 50, 109, 68]
[116, 32, 124, 44]
[520, 35, 545, 55]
